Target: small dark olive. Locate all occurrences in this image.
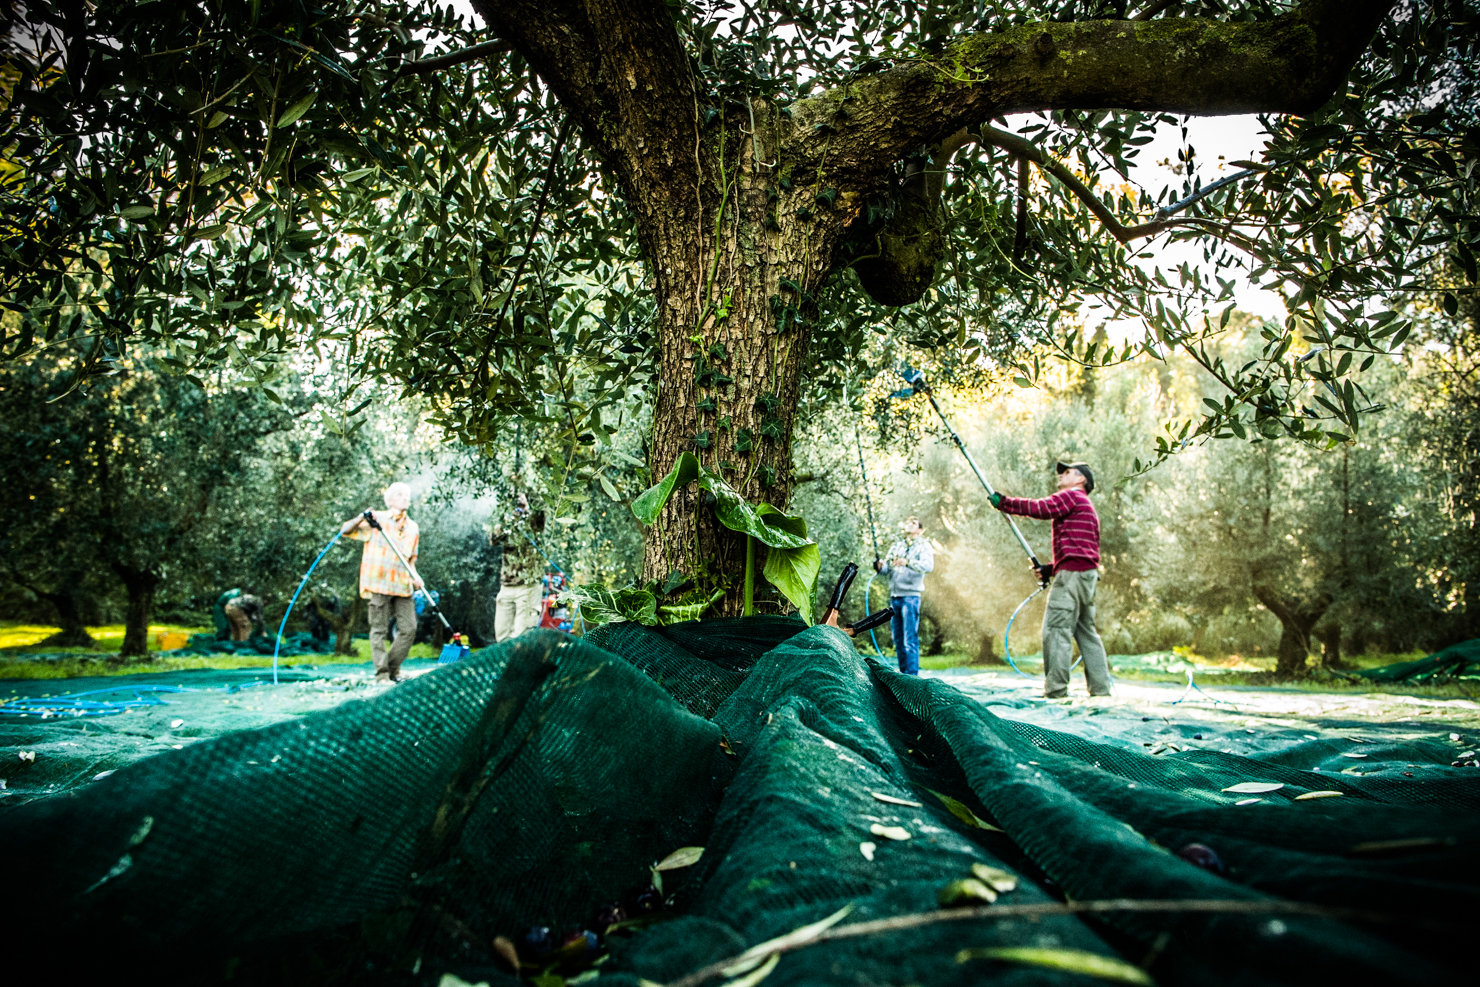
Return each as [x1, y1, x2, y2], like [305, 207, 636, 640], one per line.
[1176, 842, 1225, 874]
[519, 925, 556, 960]
[592, 903, 626, 931]
[630, 885, 663, 914]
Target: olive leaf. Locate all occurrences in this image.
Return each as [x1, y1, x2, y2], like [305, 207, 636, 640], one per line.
[970, 863, 1018, 893]
[956, 948, 1153, 985]
[655, 846, 705, 870]
[927, 789, 1002, 832]
[938, 878, 997, 907]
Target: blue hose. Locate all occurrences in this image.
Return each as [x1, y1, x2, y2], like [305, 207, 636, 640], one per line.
[1002, 586, 1041, 677]
[272, 530, 344, 684]
[1003, 583, 1086, 679]
[0, 682, 268, 719]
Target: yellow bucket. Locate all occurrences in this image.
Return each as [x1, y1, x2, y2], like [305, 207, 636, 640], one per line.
[154, 631, 189, 651]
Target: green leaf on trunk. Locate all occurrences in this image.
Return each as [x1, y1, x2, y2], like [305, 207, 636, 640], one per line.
[659, 589, 724, 624]
[699, 472, 809, 549]
[578, 587, 659, 626]
[763, 542, 820, 625]
[632, 452, 699, 525]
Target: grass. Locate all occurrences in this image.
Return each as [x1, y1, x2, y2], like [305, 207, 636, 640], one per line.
[0, 621, 209, 653]
[0, 620, 440, 680]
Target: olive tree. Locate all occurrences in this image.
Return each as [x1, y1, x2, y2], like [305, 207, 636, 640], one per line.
[5, 0, 1476, 614]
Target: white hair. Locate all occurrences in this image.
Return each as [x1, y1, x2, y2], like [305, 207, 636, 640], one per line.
[383, 482, 412, 503]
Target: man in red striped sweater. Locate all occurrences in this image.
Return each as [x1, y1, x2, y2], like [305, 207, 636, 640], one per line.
[990, 462, 1113, 699]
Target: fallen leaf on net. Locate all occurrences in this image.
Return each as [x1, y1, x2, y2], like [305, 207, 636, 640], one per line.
[957, 947, 1152, 985]
[655, 846, 705, 871]
[970, 863, 1018, 892]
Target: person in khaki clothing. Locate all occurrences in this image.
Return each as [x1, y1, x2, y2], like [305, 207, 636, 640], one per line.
[491, 492, 546, 642]
[341, 482, 423, 683]
[990, 462, 1112, 699]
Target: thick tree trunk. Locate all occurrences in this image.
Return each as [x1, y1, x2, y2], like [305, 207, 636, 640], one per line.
[640, 116, 849, 615]
[311, 595, 363, 656]
[1318, 621, 1349, 670]
[1252, 583, 1330, 678]
[37, 583, 96, 648]
[975, 631, 1002, 666]
[116, 566, 160, 658]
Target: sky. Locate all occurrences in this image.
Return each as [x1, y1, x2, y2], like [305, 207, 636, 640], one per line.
[1127, 115, 1286, 321]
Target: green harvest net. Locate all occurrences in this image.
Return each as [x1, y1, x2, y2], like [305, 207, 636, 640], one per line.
[1355, 638, 1480, 683]
[2, 620, 1478, 986]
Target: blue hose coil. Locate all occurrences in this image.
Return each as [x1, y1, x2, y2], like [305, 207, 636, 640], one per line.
[272, 530, 344, 685]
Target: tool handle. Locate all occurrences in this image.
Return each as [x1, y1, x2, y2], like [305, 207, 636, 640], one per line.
[828, 563, 859, 613]
[361, 509, 382, 530]
[850, 608, 893, 634]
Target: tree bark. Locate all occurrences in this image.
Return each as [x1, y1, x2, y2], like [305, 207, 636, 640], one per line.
[115, 565, 160, 658]
[975, 631, 1002, 666]
[35, 583, 96, 648]
[311, 595, 363, 656]
[1317, 621, 1348, 670]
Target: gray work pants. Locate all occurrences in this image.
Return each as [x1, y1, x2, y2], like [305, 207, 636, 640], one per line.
[368, 592, 416, 679]
[495, 583, 543, 642]
[1042, 568, 1112, 698]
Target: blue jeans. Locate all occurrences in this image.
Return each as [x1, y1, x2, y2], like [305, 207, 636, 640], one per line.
[891, 595, 921, 675]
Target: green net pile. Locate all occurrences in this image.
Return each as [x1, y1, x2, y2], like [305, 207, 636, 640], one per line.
[1355, 638, 1480, 683]
[3, 620, 1477, 985]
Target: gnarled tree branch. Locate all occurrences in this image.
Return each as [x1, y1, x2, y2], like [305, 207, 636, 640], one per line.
[470, 0, 704, 240]
[790, 0, 1396, 184]
[970, 124, 1262, 243]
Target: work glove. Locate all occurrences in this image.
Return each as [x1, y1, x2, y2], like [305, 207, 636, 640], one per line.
[1034, 563, 1054, 585]
[989, 492, 1003, 508]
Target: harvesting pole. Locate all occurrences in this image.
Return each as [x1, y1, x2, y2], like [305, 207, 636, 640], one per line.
[901, 370, 1044, 576]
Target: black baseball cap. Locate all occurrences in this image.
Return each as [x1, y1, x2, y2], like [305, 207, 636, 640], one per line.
[1056, 461, 1094, 493]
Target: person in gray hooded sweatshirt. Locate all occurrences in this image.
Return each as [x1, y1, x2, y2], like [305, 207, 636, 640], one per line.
[874, 515, 934, 675]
